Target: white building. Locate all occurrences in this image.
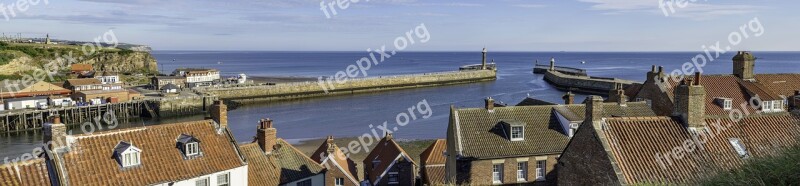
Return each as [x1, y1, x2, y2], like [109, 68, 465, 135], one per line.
[4, 96, 48, 110]
[172, 68, 220, 87]
[96, 71, 121, 84]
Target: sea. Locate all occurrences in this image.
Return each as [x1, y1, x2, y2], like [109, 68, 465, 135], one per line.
[1, 51, 799, 159]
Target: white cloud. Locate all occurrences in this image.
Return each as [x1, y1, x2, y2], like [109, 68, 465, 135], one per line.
[513, 4, 547, 8]
[577, 0, 762, 19]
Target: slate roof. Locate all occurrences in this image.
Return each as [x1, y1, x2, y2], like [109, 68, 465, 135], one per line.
[0, 158, 52, 186]
[363, 134, 416, 183]
[54, 120, 246, 186]
[420, 139, 446, 185]
[516, 97, 557, 106]
[310, 137, 358, 184]
[162, 83, 180, 90]
[240, 139, 325, 186]
[600, 114, 800, 184]
[451, 102, 656, 160]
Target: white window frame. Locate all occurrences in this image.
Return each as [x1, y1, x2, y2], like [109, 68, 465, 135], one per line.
[492, 164, 503, 184]
[510, 126, 524, 141]
[335, 177, 345, 186]
[388, 172, 399, 184]
[196, 177, 209, 186]
[723, 99, 732, 110]
[535, 160, 546, 181]
[517, 162, 528, 182]
[122, 151, 141, 167]
[217, 173, 230, 186]
[186, 142, 200, 156]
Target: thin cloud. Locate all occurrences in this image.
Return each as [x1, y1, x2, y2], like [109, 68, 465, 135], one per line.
[578, 0, 762, 19]
[513, 4, 547, 8]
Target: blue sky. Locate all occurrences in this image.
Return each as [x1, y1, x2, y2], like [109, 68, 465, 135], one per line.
[1, 0, 797, 51]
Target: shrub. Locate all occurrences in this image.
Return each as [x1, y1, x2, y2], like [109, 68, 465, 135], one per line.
[0, 53, 13, 65]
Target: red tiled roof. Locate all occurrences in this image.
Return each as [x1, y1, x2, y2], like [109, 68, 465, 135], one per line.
[363, 135, 415, 183]
[420, 139, 446, 185]
[57, 120, 246, 186]
[601, 114, 800, 184]
[755, 74, 800, 97]
[665, 75, 758, 116]
[65, 78, 102, 86]
[0, 158, 52, 186]
[71, 64, 93, 72]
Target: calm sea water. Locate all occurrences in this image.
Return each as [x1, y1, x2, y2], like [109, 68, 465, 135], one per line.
[1, 51, 799, 158]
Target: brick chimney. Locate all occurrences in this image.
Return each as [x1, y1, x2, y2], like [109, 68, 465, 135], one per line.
[210, 100, 228, 128]
[733, 51, 756, 81]
[791, 90, 800, 109]
[673, 72, 706, 129]
[607, 83, 628, 106]
[485, 97, 495, 111]
[43, 114, 67, 151]
[585, 96, 604, 124]
[563, 92, 575, 105]
[257, 118, 277, 153]
[646, 66, 666, 83]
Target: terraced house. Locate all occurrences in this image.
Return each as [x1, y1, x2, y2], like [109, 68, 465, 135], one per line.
[420, 139, 447, 186]
[363, 134, 417, 186]
[630, 51, 800, 117]
[40, 100, 248, 186]
[558, 76, 800, 185]
[445, 96, 657, 185]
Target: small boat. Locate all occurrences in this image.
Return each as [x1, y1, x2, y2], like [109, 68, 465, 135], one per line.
[217, 61, 223, 64]
[580, 61, 586, 64]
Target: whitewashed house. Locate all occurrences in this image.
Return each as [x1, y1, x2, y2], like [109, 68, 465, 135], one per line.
[172, 68, 220, 87]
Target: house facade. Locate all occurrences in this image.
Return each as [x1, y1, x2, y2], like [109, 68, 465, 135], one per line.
[310, 136, 360, 186]
[445, 97, 657, 185]
[152, 76, 187, 90]
[41, 101, 248, 186]
[172, 68, 220, 87]
[363, 134, 417, 186]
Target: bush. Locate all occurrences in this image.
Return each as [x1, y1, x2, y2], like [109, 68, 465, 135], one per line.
[700, 142, 800, 185]
[0, 53, 13, 65]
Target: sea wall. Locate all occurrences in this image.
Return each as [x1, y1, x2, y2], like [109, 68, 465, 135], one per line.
[544, 71, 638, 94]
[198, 70, 496, 103]
[152, 96, 216, 118]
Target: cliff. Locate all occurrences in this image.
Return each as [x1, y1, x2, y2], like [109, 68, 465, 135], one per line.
[0, 42, 158, 77]
[82, 51, 158, 73]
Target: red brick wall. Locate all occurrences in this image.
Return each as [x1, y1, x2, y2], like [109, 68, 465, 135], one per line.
[456, 155, 558, 185]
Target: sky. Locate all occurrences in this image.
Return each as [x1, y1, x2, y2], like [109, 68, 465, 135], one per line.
[1, 0, 798, 51]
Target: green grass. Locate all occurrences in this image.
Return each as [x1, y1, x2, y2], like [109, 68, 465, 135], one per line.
[700, 142, 800, 186]
[0, 52, 13, 65]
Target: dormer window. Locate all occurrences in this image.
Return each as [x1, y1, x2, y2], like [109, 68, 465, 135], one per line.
[714, 97, 733, 110]
[113, 141, 142, 168]
[500, 120, 526, 141]
[177, 134, 202, 158]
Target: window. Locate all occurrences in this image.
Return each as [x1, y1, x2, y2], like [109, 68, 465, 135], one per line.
[510, 126, 524, 141]
[297, 179, 312, 186]
[492, 164, 503, 184]
[196, 177, 209, 186]
[122, 151, 141, 167]
[517, 162, 528, 182]
[372, 160, 381, 169]
[388, 172, 399, 184]
[723, 99, 732, 110]
[728, 138, 749, 159]
[217, 173, 230, 186]
[335, 178, 345, 186]
[535, 160, 546, 181]
[186, 142, 200, 156]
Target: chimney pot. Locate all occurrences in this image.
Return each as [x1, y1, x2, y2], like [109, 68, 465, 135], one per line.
[563, 92, 575, 105]
[694, 72, 702, 86]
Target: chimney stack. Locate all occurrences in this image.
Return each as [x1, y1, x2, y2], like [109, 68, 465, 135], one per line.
[733, 51, 756, 81]
[585, 96, 604, 124]
[563, 92, 575, 105]
[257, 118, 277, 153]
[43, 114, 67, 151]
[791, 90, 800, 109]
[673, 72, 706, 129]
[607, 83, 628, 106]
[210, 100, 228, 129]
[326, 136, 335, 153]
[485, 97, 495, 111]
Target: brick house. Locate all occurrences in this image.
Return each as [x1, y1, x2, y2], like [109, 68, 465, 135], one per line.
[310, 136, 360, 186]
[152, 76, 187, 90]
[445, 97, 657, 185]
[420, 139, 447, 186]
[41, 101, 249, 186]
[558, 78, 800, 185]
[363, 134, 417, 186]
[629, 51, 800, 116]
[240, 118, 327, 186]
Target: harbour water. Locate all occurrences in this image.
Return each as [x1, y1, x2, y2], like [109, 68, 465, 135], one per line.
[2, 51, 799, 159]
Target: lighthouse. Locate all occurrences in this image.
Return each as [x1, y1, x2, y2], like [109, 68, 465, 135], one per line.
[481, 48, 487, 70]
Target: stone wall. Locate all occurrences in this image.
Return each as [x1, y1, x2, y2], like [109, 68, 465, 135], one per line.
[154, 96, 213, 117]
[199, 70, 496, 103]
[544, 71, 638, 95]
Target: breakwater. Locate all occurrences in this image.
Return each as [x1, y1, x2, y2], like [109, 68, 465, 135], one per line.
[544, 70, 638, 94]
[196, 70, 497, 103]
[0, 96, 214, 133]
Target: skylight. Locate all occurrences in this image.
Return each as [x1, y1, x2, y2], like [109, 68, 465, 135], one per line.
[728, 138, 749, 159]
